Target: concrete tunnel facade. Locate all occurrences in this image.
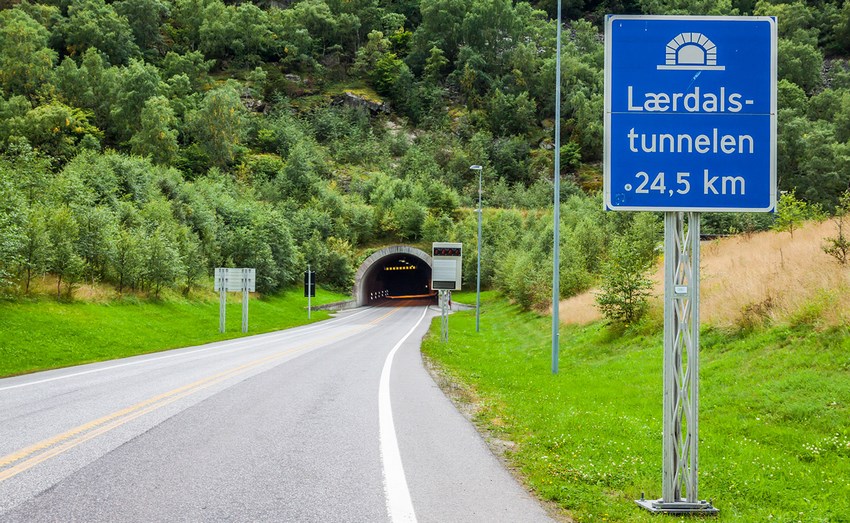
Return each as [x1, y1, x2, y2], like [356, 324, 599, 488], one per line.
[352, 245, 433, 306]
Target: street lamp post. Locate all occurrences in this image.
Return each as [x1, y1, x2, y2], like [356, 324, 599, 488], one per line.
[470, 165, 483, 333]
[551, 0, 563, 375]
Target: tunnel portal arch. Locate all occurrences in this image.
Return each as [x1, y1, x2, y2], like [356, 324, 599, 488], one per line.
[353, 245, 432, 306]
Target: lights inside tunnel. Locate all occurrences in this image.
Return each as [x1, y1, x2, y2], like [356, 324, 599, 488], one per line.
[356, 248, 435, 306]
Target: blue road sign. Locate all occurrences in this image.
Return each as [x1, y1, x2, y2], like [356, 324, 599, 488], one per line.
[604, 16, 777, 212]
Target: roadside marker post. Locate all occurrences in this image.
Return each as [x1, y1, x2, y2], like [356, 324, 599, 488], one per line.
[604, 15, 776, 515]
[304, 266, 316, 319]
[214, 268, 256, 334]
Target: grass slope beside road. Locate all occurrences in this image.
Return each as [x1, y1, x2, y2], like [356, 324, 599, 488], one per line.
[0, 288, 348, 377]
[423, 292, 850, 522]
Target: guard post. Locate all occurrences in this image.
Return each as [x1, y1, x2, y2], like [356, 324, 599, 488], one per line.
[604, 15, 776, 514]
[304, 266, 316, 319]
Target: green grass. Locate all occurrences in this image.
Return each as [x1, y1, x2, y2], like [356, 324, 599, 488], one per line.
[0, 287, 349, 377]
[422, 292, 850, 522]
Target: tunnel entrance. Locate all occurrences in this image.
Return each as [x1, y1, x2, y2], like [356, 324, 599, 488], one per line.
[353, 246, 434, 306]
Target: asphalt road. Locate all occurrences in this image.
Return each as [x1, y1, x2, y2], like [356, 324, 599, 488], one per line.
[0, 303, 554, 522]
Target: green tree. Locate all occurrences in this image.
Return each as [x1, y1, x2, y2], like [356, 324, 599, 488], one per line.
[338, 195, 375, 245]
[637, 0, 734, 15]
[279, 142, 320, 203]
[18, 205, 51, 294]
[54, 48, 118, 131]
[75, 205, 117, 284]
[111, 226, 144, 293]
[114, 0, 169, 55]
[176, 226, 206, 295]
[774, 190, 822, 237]
[778, 79, 808, 118]
[322, 237, 355, 291]
[0, 9, 57, 99]
[199, 0, 274, 63]
[186, 83, 248, 169]
[0, 165, 25, 293]
[778, 38, 823, 94]
[160, 51, 213, 90]
[258, 209, 298, 289]
[111, 58, 163, 144]
[834, 1, 850, 54]
[130, 96, 179, 165]
[63, 0, 140, 65]
[595, 236, 654, 326]
[354, 30, 408, 95]
[47, 206, 85, 298]
[226, 224, 278, 293]
[783, 121, 850, 209]
[423, 46, 449, 85]
[409, 0, 466, 68]
[754, 0, 817, 45]
[165, 0, 210, 53]
[486, 89, 536, 137]
[823, 191, 850, 265]
[388, 198, 426, 241]
[2, 138, 51, 204]
[6, 101, 102, 163]
[143, 225, 182, 297]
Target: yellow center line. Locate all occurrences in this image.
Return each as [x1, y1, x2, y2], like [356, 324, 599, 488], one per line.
[0, 347, 304, 482]
[0, 308, 408, 482]
[368, 307, 402, 325]
[0, 305, 407, 483]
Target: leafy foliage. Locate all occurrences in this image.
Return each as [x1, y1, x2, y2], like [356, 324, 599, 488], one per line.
[0, 0, 846, 304]
[823, 191, 850, 265]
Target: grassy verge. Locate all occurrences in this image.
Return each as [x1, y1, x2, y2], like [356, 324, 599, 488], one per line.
[0, 287, 348, 378]
[422, 292, 850, 522]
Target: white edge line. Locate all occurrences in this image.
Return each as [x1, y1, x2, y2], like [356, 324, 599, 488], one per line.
[378, 306, 429, 523]
[0, 307, 376, 393]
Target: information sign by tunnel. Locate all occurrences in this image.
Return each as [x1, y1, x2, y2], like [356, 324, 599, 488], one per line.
[352, 246, 434, 306]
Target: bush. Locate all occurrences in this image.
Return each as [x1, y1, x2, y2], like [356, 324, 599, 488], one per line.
[595, 236, 654, 326]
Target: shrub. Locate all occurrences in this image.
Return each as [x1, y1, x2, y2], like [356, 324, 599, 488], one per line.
[595, 236, 654, 326]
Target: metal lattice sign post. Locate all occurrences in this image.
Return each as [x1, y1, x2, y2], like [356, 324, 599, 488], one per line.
[214, 268, 256, 334]
[604, 15, 776, 515]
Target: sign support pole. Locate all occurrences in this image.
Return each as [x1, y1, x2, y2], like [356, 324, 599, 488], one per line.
[308, 264, 312, 320]
[637, 212, 716, 515]
[439, 289, 449, 342]
[551, 0, 563, 375]
[241, 269, 249, 333]
[219, 274, 226, 334]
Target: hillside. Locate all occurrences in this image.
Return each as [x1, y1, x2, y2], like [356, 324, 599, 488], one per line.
[560, 217, 850, 328]
[4, 0, 850, 307]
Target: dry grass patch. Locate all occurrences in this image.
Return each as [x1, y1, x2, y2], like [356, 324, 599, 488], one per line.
[560, 219, 850, 328]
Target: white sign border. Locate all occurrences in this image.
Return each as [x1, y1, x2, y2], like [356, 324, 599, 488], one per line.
[603, 15, 778, 213]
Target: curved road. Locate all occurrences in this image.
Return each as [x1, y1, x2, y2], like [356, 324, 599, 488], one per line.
[0, 303, 554, 522]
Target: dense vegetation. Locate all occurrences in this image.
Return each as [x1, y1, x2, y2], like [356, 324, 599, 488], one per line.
[1, 0, 850, 306]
